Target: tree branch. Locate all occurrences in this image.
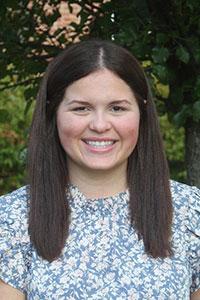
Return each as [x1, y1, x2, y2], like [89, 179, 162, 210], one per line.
[0, 76, 42, 92]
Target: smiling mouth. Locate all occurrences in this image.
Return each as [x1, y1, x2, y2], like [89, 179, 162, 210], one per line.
[83, 140, 116, 148]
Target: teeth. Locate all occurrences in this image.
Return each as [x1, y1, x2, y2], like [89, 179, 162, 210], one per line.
[85, 140, 114, 148]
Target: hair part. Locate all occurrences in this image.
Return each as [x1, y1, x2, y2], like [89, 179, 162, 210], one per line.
[28, 39, 173, 261]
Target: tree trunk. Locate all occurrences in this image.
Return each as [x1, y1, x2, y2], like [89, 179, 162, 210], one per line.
[185, 119, 200, 188]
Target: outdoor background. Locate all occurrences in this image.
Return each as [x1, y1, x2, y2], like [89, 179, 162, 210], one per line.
[0, 0, 200, 195]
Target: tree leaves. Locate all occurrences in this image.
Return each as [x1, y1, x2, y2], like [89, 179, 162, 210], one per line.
[192, 101, 200, 122]
[152, 47, 170, 64]
[176, 46, 190, 64]
[152, 65, 169, 84]
[0, 87, 31, 193]
[173, 104, 192, 127]
[0, 109, 11, 123]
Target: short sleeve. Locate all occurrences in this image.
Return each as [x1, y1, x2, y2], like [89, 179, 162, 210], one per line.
[186, 186, 200, 293]
[0, 187, 30, 293]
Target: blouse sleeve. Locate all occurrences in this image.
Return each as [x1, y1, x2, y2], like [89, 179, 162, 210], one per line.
[187, 186, 200, 293]
[0, 188, 30, 294]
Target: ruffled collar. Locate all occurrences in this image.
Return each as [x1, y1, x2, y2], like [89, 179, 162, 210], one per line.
[66, 184, 129, 211]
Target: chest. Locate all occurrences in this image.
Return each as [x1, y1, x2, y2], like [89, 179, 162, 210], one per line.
[26, 213, 191, 300]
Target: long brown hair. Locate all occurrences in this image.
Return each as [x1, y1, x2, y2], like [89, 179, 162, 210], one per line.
[28, 39, 173, 261]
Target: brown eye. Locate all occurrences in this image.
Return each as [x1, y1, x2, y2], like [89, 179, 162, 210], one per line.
[72, 106, 89, 112]
[111, 106, 126, 112]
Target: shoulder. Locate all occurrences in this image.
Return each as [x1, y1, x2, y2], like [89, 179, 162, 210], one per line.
[0, 185, 30, 208]
[170, 180, 200, 235]
[0, 186, 30, 233]
[170, 179, 199, 197]
[0, 187, 31, 293]
[170, 180, 199, 210]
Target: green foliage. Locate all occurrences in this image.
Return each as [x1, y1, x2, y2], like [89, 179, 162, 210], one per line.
[176, 46, 190, 64]
[0, 87, 33, 194]
[152, 47, 170, 64]
[159, 115, 186, 183]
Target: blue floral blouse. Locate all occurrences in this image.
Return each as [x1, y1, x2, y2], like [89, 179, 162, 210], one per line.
[0, 180, 199, 300]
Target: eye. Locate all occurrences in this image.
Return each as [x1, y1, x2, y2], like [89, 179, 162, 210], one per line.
[72, 106, 90, 113]
[111, 105, 127, 112]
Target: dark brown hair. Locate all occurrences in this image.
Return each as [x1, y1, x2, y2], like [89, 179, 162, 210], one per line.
[28, 39, 173, 261]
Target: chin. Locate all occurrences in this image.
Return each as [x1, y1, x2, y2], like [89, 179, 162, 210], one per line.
[82, 161, 124, 172]
[86, 165, 115, 171]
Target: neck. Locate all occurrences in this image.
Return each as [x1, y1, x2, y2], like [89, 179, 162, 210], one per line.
[68, 163, 127, 199]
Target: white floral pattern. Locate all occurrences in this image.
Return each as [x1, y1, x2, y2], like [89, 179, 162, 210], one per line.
[0, 180, 199, 300]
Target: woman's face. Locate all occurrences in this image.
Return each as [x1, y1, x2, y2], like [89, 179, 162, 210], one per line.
[56, 68, 140, 176]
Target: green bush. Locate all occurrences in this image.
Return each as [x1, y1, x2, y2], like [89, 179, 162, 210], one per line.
[0, 87, 33, 195]
[159, 114, 186, 183]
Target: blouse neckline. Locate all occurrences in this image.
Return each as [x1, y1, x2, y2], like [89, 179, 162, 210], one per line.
[66, 184, 129, 211]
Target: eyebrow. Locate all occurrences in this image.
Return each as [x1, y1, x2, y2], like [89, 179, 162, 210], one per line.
[66, 99, 132, 105]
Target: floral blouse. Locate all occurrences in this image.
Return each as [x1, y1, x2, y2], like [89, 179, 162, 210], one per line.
[0, 180, 199, 300]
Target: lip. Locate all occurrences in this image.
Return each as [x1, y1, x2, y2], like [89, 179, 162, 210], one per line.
[81, 138, 117, 153]
[82, 137, 118, 142]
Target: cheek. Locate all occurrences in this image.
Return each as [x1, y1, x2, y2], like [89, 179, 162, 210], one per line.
[56, 114, 83, 148]
[117, 115, 140, 146]
[57, 116, 81, 155]
[57, 115, 79, 154]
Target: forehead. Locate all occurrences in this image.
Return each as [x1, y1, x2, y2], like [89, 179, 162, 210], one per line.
[63, 69, 135, 101]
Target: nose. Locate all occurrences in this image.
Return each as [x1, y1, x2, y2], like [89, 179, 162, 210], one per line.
[89, 112, 111, 133]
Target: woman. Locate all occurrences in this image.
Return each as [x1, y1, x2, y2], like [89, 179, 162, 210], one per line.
[0, 39, 199, 299]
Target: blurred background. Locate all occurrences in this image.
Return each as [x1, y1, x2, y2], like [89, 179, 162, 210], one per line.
[0, 0, 200, 194]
